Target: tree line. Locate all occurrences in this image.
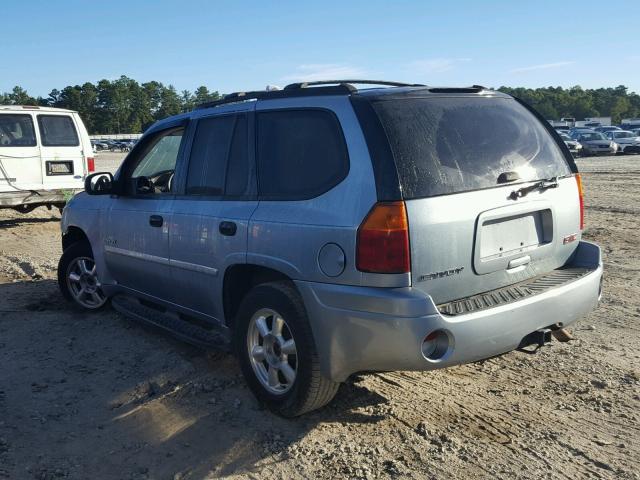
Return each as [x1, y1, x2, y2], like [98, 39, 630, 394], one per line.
[497, 85, 640, 124]
[2, 76, 639, 133]
[0, 76, 220, 134]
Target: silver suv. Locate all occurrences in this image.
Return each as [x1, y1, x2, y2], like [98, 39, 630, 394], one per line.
[58, 80, 603, 416]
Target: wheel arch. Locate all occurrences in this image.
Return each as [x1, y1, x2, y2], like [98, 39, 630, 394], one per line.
[223, 264, 299, 331]
[62, 226, 91, 252]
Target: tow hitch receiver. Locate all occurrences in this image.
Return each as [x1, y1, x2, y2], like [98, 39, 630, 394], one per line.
[517, 329, 553, 354]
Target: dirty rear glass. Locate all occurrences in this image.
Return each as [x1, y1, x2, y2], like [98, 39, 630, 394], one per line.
[38, 115, 79, 146]
[371, 96, 571, 198]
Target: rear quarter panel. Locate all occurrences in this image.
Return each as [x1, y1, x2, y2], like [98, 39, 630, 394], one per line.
[247, 96, 393, 286]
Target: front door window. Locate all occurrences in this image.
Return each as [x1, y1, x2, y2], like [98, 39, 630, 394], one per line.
[128, 128, 184, 194]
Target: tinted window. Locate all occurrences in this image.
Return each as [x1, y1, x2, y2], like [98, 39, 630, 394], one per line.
[0, 114, 36, 147]
[186, 114, 248, 196]
[257, 109, 348, 199]
[225, 115, 249, 196]
[372, 97, 572, 199]
[38, 115, 79, 146]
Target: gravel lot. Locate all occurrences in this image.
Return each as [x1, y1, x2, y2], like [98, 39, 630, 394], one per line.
[0, 153, 638, 479]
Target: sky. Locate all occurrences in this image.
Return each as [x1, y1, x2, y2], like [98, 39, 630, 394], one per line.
[2, 0, 640, 97]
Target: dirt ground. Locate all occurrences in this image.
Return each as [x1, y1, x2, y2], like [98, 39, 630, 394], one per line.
[0, 153, 638, 480]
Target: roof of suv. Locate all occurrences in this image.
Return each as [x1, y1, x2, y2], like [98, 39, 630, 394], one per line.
[147, 81, 514, 138]
[193, 80, 508, 111]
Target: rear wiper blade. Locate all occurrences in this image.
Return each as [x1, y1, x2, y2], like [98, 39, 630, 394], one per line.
[510, 177, 559, 200]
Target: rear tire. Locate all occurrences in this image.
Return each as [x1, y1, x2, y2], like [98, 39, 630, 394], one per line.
[58, 242, 107, 310]
[234, 282, 339, 417]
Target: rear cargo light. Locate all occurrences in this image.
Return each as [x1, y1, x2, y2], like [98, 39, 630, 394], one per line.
[87, 157, 95, 173]
[356, 201, 410, 274]
[575, 173, 584, 230]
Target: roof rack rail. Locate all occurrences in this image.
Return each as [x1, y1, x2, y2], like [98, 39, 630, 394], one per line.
[284, 79, 426, 90]
[195, 80, 427, 110]
[195, 84, 355, 110]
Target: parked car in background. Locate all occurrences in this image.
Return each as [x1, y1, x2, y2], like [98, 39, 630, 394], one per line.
[568, 127, 595, 139]
[0, 105, 94, 213]
[117, 139, 137, 151]
[604, 130, 640, 154]
[554, 125, 570, 133]
[560, 133, 583, 156]
[620, 119, 640, 131]
[594, 126, 621, 134]
[90, 138, 139, 152]
[105, 140, 120, 152]
[58, 80, 602, 416]
[576, 131, 617, 156]
[91, 139, 110, 151]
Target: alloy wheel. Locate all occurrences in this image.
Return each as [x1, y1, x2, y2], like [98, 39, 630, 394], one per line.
[246, 308, 298, 395]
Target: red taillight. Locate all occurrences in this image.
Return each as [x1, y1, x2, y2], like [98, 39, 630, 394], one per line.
[356, 202, 410, 274]
[575, 173, 584, 230]
[87, 157, 95, 173]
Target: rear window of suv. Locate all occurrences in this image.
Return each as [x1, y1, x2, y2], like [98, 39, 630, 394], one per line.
[370, 96, 571, 199]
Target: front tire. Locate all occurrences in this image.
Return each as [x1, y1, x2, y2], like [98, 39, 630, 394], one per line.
[58, 242, 107, 310]
[234, 282, 339, 417]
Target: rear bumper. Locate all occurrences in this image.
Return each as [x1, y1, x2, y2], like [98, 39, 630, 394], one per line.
[296, 241, 602, 382]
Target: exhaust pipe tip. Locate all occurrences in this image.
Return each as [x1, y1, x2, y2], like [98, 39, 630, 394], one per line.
[551, 328, 574, 343]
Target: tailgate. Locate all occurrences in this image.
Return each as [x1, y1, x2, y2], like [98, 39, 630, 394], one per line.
[365, 93, 581, 303]
[406, 177, 581, 304]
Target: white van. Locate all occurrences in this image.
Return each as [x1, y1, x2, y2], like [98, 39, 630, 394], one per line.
[0, 105, 94, 213]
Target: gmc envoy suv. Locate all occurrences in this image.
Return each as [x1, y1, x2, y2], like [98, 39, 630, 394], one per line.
[58, 80, 603, 416]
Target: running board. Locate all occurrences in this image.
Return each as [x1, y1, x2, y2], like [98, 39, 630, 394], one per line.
[111, 294, 231, 351]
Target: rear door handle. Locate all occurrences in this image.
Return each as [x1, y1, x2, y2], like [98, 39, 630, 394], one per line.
[219, 221, 237, 236]
[149, 215, 163, 227]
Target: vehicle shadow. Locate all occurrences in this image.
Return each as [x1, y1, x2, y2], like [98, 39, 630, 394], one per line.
[0, 215, 60, 230]
[0, 279, 389, 479]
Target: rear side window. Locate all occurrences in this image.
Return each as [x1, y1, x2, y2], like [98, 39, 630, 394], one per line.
[186, 114, 249, 196]
[257, 109, 348, 199]
[0, 114, 36, 147]
[371, 97, 571, 199]
[38, 115, 79, 146]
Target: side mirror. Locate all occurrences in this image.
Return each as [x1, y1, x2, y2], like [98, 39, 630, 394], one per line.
[85, 172, 114, 195]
